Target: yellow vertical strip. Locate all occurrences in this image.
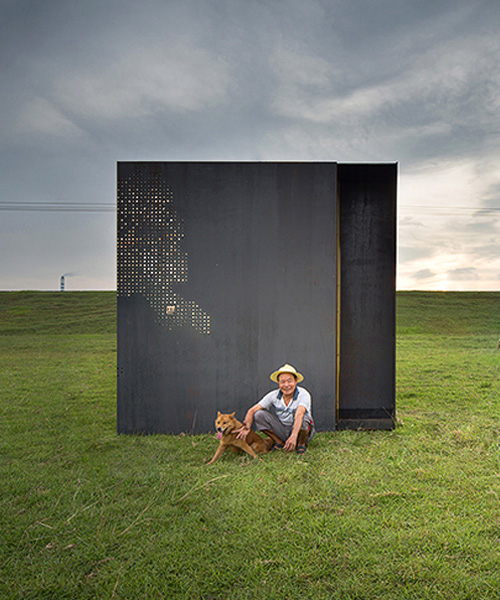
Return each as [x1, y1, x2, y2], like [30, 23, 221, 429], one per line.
[336, 180, 341, 424]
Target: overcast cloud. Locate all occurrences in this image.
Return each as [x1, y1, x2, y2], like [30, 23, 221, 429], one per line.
[1, 0, 499, 290]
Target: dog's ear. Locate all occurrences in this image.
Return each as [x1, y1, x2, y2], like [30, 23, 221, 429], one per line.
[217, 411, 221, 417]
[230, 412, 235, 417]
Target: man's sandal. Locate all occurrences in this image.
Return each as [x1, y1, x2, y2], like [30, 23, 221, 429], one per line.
[296, 445, 307, 455]
[272, 442, 284, 450]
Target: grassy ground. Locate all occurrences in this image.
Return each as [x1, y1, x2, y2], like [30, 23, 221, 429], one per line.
[1, 291, 500, 599]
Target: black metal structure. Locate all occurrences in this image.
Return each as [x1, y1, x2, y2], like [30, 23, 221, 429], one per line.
[117, 162, 397, 434]
[337, 164, 397, 429]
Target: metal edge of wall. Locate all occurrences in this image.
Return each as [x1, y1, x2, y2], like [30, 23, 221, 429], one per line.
[335, 176, 341, 428]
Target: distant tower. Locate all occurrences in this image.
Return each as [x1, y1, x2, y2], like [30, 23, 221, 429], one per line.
[60, 275, 65, 292]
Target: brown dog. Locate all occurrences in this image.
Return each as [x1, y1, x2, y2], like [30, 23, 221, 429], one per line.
[207, 411, 273, 464]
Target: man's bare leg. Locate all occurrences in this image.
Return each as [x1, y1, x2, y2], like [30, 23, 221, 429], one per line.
[296, 429, 308, 454]
[297, 429, 308, 446]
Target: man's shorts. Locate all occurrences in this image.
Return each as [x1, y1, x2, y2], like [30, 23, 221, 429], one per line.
[254, 409, 315, 444]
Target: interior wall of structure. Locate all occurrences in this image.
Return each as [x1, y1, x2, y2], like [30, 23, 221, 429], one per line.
[337, 163, 397, 429]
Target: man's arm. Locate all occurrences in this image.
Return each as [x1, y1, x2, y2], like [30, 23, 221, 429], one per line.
[283, 405, 306, 452]
[235, 403, 262, 440]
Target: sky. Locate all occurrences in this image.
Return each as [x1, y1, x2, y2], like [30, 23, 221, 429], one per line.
[1, 0, 499, 291]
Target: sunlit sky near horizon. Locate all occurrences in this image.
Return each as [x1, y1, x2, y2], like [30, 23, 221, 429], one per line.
[1, 0, 499, 291]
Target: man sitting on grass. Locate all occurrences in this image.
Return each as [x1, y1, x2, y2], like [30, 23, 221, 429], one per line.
[235, 364, 315, 454]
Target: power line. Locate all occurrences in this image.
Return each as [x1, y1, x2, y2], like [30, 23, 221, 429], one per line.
[401, 205, 500, 213]
[0, 201, 499, 216]
[399, 206, 500, 217]
[0, 202, 115, 212]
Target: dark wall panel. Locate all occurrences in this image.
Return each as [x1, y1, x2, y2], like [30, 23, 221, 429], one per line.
[117, 162, 337, 434]
[337, 163, 397, 429]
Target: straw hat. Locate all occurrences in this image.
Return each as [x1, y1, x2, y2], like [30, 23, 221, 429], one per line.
[270, 363, 304, 383]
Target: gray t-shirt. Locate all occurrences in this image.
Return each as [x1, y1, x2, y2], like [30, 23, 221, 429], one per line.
[258, 386, 313, 427]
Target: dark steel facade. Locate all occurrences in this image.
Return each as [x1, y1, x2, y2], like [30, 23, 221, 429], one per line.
[337, 164, 397, 429]
[117, 162, 397, 434]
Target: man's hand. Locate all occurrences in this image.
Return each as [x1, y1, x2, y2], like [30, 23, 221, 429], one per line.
[284, 433, 298, 452]
[234, 404, 261, 441]
[284, 405, 306, 452]
[234, 423, 250, 440]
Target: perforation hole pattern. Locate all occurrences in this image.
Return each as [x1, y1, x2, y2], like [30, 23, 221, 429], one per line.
[117, 166, 211, 335]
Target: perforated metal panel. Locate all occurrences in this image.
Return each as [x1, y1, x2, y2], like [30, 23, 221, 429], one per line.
[117, 166, 210, 335]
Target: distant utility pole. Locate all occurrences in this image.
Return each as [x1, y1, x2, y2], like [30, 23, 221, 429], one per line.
[60, 275, 65, 292]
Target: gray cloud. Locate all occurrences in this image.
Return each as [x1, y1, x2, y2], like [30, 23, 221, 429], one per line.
[413, 269, 436, 281]
[483, 183, 500, 208]
[51, 44, 231, 122]
[447, 268, 479, 281]
[399, 246, 435, 263]
[471, 244, 500, 260]
[1, 0, 500, 290]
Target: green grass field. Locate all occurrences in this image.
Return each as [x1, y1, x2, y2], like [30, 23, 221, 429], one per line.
[1, 291, 500, 599]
